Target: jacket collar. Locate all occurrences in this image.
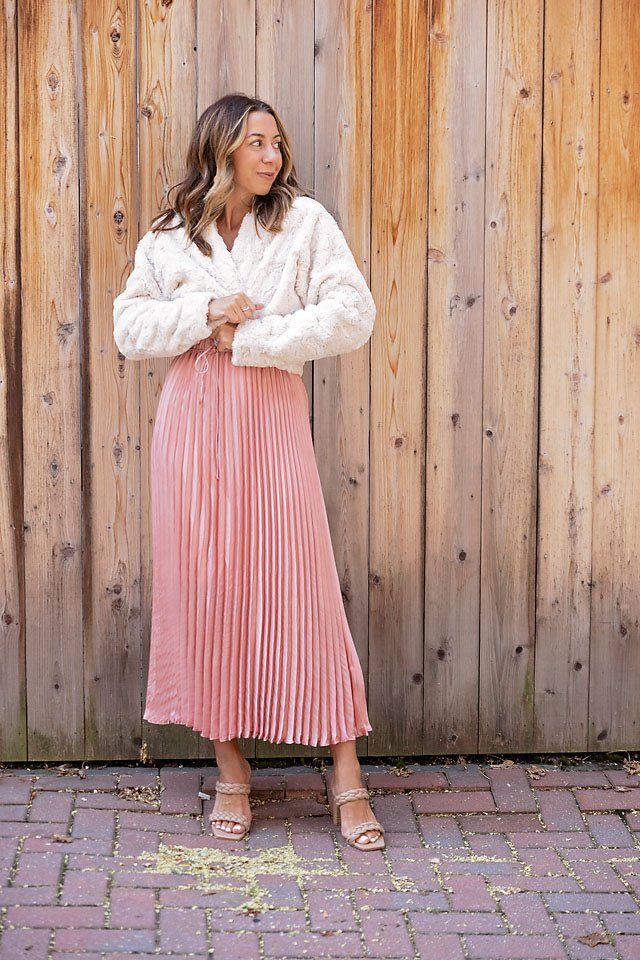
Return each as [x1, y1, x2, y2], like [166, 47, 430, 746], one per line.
[164, 211, 270, 295]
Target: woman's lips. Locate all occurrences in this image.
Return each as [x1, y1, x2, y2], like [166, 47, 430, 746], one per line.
[257, 172, 275, 179]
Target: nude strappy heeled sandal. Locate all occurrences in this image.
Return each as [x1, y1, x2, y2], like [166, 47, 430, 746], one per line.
[327, 783, 385, 851]
[208, 780, 251, 841]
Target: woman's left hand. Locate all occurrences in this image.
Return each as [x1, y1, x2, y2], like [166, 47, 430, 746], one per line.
[213, 321, 236, 353]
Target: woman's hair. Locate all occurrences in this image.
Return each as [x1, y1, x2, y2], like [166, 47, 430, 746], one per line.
[149, 93, 312, 257]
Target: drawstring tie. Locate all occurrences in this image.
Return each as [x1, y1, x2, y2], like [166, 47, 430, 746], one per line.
[194, 343, 221, 480]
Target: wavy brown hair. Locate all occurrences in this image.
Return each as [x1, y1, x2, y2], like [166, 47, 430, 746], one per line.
[149, 93, 312, 257]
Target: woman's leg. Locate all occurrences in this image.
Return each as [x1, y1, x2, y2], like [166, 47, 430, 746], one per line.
[211, 739, 252, 834]
[328, 739, 383, 844]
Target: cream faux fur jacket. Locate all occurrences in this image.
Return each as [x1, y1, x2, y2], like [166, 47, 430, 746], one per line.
[112, 195, 376, 377]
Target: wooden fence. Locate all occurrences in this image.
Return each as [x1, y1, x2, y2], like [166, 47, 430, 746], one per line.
[2, 0, 638, 762]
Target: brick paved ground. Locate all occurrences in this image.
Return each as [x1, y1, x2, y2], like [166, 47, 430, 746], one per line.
[1, 758, 640, 959]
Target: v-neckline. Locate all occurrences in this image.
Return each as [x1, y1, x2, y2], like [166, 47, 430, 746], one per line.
[213, 210, 252, 256]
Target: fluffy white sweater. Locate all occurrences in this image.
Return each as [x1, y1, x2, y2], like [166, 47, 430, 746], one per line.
[112, 195, 376, 376]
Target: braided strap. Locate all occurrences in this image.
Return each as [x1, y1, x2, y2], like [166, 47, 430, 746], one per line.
[344, 819, 385, 845]
[215, 781, 251, 795]
[209, 809, 251, 829]
[332, 787, 369, 806]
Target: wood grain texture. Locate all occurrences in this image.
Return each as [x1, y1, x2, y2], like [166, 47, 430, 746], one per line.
[425, 0, 486, 755]
[20, 0, 84, 759]
[589, 0, 640, 751]
[5, 0, 640, 761]
[0, 0, 25, 759]
[479, 0, 544, 753]
[535, 0, 600, 750]
[368, 0, 428, 755]
[82, 0, 143, 760]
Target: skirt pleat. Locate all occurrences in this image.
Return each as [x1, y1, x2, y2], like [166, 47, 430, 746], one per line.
[143, 340, 372, 746]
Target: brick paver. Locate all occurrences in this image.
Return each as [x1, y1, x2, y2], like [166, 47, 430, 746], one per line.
[0, 758, 638, 958]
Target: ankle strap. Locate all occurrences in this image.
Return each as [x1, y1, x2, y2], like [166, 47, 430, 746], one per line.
[332, 786, 369, 806]
[215, 780, 250, 795]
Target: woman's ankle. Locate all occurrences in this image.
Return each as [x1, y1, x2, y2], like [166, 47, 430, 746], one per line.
[213, 741, 252, 782]
[330, 757, 363, 788]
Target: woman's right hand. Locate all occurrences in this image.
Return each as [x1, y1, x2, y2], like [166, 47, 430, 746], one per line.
[207, 292, 264, 328]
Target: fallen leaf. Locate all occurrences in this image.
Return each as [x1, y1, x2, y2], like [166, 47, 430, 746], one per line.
[577, 931, 610, 947]
[51, 763, 88, 779]
[526, 765, 547, 780]
[115, 785, 159, 806]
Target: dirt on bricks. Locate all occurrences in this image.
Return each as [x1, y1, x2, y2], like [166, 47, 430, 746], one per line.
[0, 755, 639, 959]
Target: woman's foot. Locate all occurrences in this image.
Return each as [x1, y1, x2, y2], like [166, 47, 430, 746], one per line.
[328, 741, 384, 846]
[210, 743, 251, 835]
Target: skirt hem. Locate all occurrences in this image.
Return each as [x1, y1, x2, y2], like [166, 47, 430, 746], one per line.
[143, 711, 372, 747]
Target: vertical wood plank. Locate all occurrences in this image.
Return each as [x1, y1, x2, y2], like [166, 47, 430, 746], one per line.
[20, 0, 84, 759]
[369, 0, 428, 755]
[138, 0, 201, 761]
[589, 0, 640, 750]
[198, 0, 255, 103]
[254, 0, 317, 760]
[313, 0, 373, 760]
[0, 0, 26, 760]
[479, 0, 544, 753]
[83, 0, 143, 759]
[196, 0, 257, 762]
[535, 0, 600, 750]
[424, 0, 486, 754]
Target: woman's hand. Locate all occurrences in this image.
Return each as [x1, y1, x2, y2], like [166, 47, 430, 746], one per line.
[207, 292, 264, 327]
[207, 292, 264, 354]
[212, 321, 236, 353]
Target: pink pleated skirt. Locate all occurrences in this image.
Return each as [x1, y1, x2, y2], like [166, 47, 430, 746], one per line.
[142, 338, 372, 746]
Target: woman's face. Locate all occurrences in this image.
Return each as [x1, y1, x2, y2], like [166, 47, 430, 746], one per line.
[231, 110, 283, 196]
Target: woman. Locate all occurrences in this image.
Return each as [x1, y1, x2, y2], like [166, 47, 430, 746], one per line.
[113, 93, 384, 851]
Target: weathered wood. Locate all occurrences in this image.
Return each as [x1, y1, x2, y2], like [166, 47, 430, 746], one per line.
[589, 0, 640, 751]
[479, 0, 544, 753]
[368, 0, 428, 755]
[20, 0, 84, 760]
[424, 0, 486, 755]
[0, 0, 25, 760]
[81, 0, 142, 760]
[535, 0, 600, 750]
[4, 0, 640, 762]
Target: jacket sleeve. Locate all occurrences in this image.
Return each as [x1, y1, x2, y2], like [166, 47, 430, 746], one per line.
[113, 231, 225, 360]
[230, 205, 376, 372]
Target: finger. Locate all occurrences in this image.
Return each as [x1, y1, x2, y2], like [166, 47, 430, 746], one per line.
[241, 295, 264, 320]
[234, 303, 248, 324]
[239, 296, 255, 321]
